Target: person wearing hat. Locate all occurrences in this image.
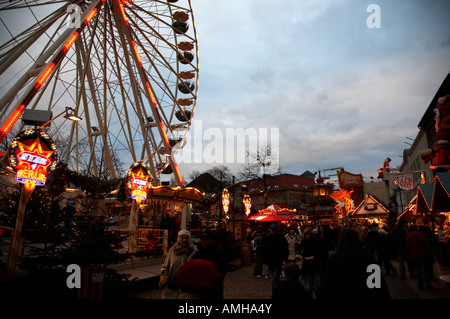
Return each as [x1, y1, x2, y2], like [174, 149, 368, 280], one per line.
[193, 231, 227, 277]
[263, 223, 289, 295]
[177, 259, 224, 299]
[192, 230, 227, 298]
[159, 229, 197, 298]
[272, 262, 310, 300]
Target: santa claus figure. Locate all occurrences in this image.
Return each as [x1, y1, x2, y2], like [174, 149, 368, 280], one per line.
[432, 95, 450, 171]
[383, 157, 391, 173]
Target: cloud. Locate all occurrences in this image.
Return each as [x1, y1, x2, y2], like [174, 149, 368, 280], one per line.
[182, 0, 450, 182]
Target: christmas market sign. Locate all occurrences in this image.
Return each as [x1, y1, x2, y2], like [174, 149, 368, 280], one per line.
[127, 162, 151, 205]
[338, 171, 363, 188]
[8, 129, 58, 192]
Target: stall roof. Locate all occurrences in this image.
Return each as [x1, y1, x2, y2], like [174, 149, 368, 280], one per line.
[432, 172, 450, 212]
[349, 194, 391, 218]
[417, 183, 434, 213]
[398, 195, 417, 221]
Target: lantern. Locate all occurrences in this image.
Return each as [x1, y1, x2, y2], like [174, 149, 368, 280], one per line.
[222, 188, 229, 216]
[127, 162, 151, 205]
[8, 129, 58, 195]
[243, 194, 251, 216]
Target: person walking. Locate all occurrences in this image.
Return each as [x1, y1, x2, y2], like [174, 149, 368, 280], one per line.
[252, 228, 265, 277]
[406, 225, 434, 290]
[391, 221, 415, 279]
[159, 229, 197, 298]
[318, 228, 390, 299]
[365, 223, 381, 264]
[316, 224, 332, 268]
[378, 227, 397, 275]
[263, 223, 289, 295]
[298, 230, 320, 299]
[285, 226, 301, 263]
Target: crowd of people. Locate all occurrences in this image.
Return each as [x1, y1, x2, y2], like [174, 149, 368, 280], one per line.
[250, 220, 449, 298]
[157, 219, 449, 300]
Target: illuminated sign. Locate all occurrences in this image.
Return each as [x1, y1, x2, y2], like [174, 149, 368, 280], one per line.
[338, 171, 363, 188]
[243, 194, 251, 216]
[127, 162, 151, 205]
[222, 189, 230, 216]
[8, 129, 57, 190]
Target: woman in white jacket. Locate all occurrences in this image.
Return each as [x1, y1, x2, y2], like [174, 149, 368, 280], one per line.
[159, 229, 197, 298]
[285, 227, 301, 263]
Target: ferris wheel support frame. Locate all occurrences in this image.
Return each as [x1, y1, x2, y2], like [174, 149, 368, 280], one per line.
[0, 7, 64, 78]
[110, 3, 160, 181]
[71, 34, 116, 178]
[113, 0, 184, 187]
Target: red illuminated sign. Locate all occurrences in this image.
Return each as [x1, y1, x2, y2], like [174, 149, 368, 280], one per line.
[127, 162, 151, 204]
[222, 189, 230, 215]
[243, 194, 251, 216]
[8, 129, 58, 189]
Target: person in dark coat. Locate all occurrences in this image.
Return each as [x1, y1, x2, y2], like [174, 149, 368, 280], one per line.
[193, 230, 227, 298]
[365, 223, 381, 264]
[406, 225, 434, 290]
[252, 228, 265, 277]
[263, 223, 289, 294]
[318, 228, 390, 299]
[316, 225, 332, 268]
[378, 227, 397, 275]
[299, 230, 321, 299]
[391, 221, 415, 279]
[193, 230, 227, 278]
[272, 262, 310, 300]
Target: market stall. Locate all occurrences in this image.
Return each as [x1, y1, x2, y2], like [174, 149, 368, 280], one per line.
[398, 173, 450, 226]
[248, 204, 298, 222]
[348, 193, 393, 225]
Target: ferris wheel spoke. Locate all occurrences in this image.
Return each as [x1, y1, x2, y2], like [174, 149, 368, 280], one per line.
[76, 32, 118, 178]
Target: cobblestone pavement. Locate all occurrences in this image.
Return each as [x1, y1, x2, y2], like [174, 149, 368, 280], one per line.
[129, 260, 450, 299]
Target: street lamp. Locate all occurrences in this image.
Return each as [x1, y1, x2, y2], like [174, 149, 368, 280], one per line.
[38, 107, 82, 129]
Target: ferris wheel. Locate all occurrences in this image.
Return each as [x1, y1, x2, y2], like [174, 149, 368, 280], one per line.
[0, 0, 199, 187]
